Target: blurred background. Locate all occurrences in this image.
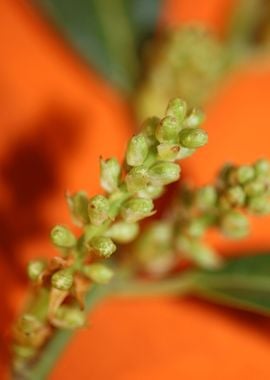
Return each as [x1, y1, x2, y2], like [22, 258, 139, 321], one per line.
[1, 0, 270, 378]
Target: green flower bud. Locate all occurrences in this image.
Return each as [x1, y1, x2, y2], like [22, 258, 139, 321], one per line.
[27, 260, 46, 281]
[177, 147, 195, 160]
[66, 191, 89, 225]
[90, 236, 116, 258]
[236, 165, 255, 184]
[88, 195, 110, 226]
[51, 269, 74, 291]
[157, 143, 181, 161]
[141, 117, 159, 146]
[179, 127, 208, 148]
[121, 198, 154, 222]
[184, 108, 205, 128]
[106, 221, 139, 243]
[137, 184, 164, 200]
[55, 306, 85, 329]
[218, 164, 236, 186]
[244, 180, 265, 197]
[18, 314, 42, 335]
[148, 161, 180, 186]
[254, 159, 270, 176]
[83, 264, 114, 284]
[126, 134, 148, 166]
[125, 166, 149, 193]
[13, 345, 36, 360]
[155, 116, 180, 143]
[100, 157, 121, 193]
[220, 210, 250, 239]
[248, 195, 270, 214]
[51, 225, 76, 248]
[196, 186, 217, 209]
[166, 98, 187, 123]
[226, 185, 246, 206]
[187, 218, 207, 238]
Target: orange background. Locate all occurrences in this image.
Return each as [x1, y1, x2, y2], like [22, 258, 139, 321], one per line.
[1, 0, 270, 379]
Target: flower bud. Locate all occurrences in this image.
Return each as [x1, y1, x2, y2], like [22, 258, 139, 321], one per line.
[155, 116, 180, 143]
[179, 127, 208, 148]
[126, 134, 148, 166]
[166, 98, 187, 123]
[51, 269, 74, 291]
[157, 143, 181, 161]
[83, 264, 114, 284]
[244, 179, 265, 197]
[254, 159, 270, 176]
[184, 108, 205, 128]
[100, 157, 121, 193]
[141, 117, 159, 146]
[88, 195, 110, 226]
[220, 210, 250, 239]
[125, 166, 149, 193]
[196, 186, 217, 210]
[248, 195, 270, 214]
[148, 161, 180, 186]
[121, 198, 154, 222]
[226, 185, 246, 207]
[18, 314, 42, 336]
[27, 260, 46, 281]
[54, 306, 85, 329]
[51, 225, 76, 248]
[177, 147, 195, 160]
[90, 236, 116, 258]
[66, 191, 89, 225]
[106, 221, 139, 243]
[137, 184, 164, 200]
[236, 165, 255, 184]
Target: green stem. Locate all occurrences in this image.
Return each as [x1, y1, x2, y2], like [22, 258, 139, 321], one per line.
[19, 272, 196, 380]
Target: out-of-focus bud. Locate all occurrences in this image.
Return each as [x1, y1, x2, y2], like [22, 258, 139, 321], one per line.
[51, 269, 74, 291]
[148, 161, 180, 186]
[141, 117, 159, 146]
[236, 165, 255, 184]
[125, 166, 149, 193]
[184, 108, 205, 128]
[66, 191, 89, 225]
[121, 198, 154, 222]
[100, 157, 121, 193]
[106, 221, 139, 243]
[254, 158, 270, 176]
[54, 306, 86, 329]
[51, 225, 76, 248]
[179, 127, 208, 148]
[248, 195, 270, 214]
[137, 184, 164, 199]
[17, 314, 42, 336]
[226, 185, 246, 206]
[90, 236, 116, 258]
[244, 179, 265, 197]
[27, 260, 46, 281]
[220, 210, 250, 239]
[83, 263, 114, 284]
[126, 134, 149, 166]
[88, 195, 110, 226]
[166, 98, 187, 123]
[196, 186, 217, 210]
[155, 116, 180, 143]
[157, 143, 181, 161]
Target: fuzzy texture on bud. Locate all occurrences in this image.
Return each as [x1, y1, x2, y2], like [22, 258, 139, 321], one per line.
[121, 198, 154, 223]
[90, 236, 116, 258]
[179, 127, 208, 149]
[27, 260, 46, 281]
[51, 269, 74, 291]
[148, 161, 180, 186]
[51, 225, 76, 248]
[166, 98, 187, 123]
[155, 116, 180, 143]
[184, 108, 205, 128]
[236, 165, 255, 184]
[106, 221, 139, 243]
[100, 157, 121, 193]
[126, 134, 149, 167]
[66, 191, 89, 226]
[220, 210, 250, 239]
[88, 195, 110, 226]
[125, 166, 149, 193]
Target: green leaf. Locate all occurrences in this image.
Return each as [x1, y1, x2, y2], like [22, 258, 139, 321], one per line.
[35, 0, 162, 92]
[193, 253, 270, 315]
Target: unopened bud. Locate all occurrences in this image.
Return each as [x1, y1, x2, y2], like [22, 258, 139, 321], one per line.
[51, 269, 74, 291]
[66, 191, 89, 225]
[141, 117, 159, 146]
[179, 127, 208, 148]
[90, 236, 116, 258]
[248, 195, 270, 214]
[27, 260, 46, 281]
[55, 306, 86, 329]
[155, 116, 180, 143]
[88, 195, 110, 226]
[254, 159, 270, 176]
[126, 134, 148, 166]
[166, 98, 187, 123]
[121, 198, 154, 222]
[184, 108, 205, 128]
[196, 186, 217, 209]
[226, 185, 245, 206]
[106, 221, 139, 243]
[157, 143, 181, 161]
[137, 184, 164, 199]
[83, 264, 114, 284]
[220, 210, 250, 239]
[244, 180, 265, 197]
[125, 166, 149, 193]
[100, 157, 121, 193]
[51, 225, 76, 248]
[148, 161, 180, 186]
[236, 165, 255, 184]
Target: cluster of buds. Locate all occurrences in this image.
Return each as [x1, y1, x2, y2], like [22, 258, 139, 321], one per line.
[13, 98, 208, 367]
[134, 159, 270, 273]
[136, 26, 227, 120]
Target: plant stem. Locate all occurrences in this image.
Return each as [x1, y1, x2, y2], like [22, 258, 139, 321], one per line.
[19, 272, 196, 380]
